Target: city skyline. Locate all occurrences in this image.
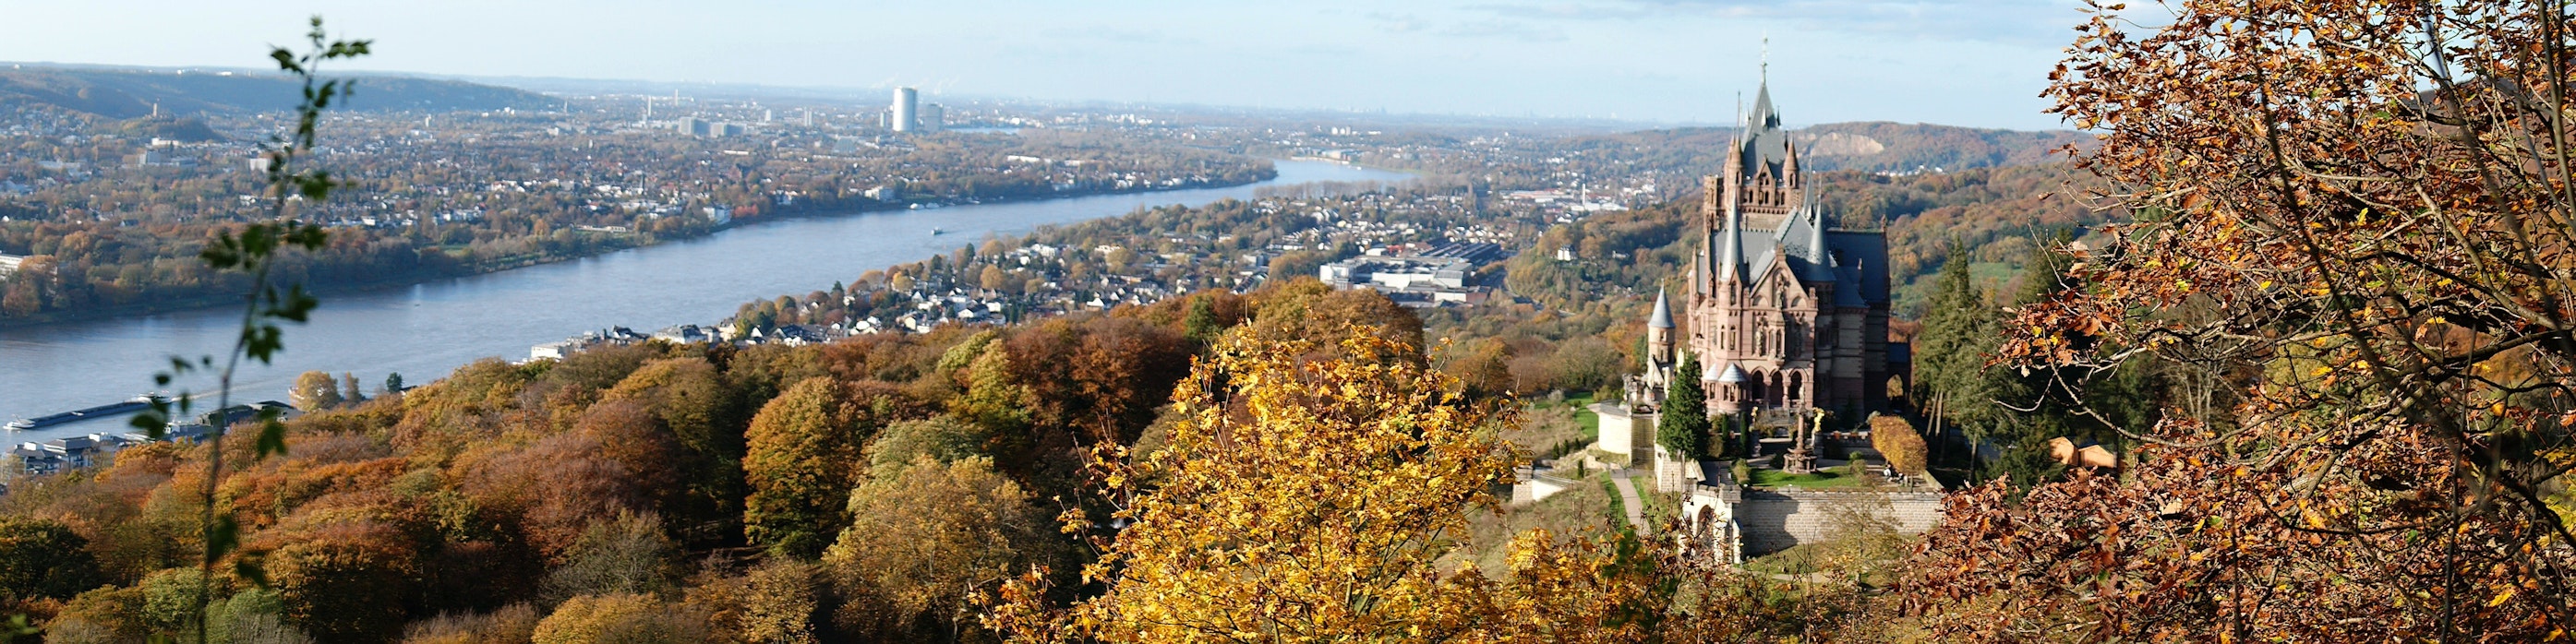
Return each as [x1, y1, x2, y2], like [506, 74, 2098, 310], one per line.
[0, 0, 2089, 130]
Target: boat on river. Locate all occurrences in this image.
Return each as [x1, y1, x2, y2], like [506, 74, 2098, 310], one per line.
[6, 395, 159, 432]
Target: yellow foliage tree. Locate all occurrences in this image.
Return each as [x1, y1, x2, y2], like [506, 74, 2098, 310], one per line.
[1867, 413, 1928, 478]
[825, 455, 1041, 638]
[983, 326, 1662, 642]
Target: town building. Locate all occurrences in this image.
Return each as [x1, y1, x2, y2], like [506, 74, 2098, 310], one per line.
[1317, 243, 1504, 307]
[918, 103, 945, 133]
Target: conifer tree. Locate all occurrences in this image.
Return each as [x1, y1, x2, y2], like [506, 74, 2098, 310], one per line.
[1912, 249, 2001, 433]
[1656, 352, 1708, 457]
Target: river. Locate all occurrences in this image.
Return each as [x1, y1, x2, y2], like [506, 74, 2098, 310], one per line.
[0, 159, 1412, 441]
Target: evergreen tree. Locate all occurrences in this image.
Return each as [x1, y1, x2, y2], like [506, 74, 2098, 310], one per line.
[1914, 249, 2000, 430]
[1656, 352, 1708, 457]
[1989, 230, 2162, 486]
[1183, 295, 1221, 343]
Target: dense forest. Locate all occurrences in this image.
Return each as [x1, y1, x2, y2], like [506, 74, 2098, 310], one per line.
[0, 280, 1454, 642]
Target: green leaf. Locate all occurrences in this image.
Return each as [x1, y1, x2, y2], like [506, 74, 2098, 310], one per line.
[233, 552, 271, 589]
[207, 514, 241, 560]
[256, 418, 290, 459]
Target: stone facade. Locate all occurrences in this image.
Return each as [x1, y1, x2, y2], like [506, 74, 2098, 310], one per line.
[1686, 79, 1898, 422]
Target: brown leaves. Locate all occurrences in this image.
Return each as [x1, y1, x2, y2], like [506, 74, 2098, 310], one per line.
[1957, 2, 2576, 638]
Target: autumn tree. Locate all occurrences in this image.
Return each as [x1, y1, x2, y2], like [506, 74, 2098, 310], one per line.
[601, 357, 743, 543]
[826, 455, 1043, 639]
[288, 370, 343, 411]
[983, 327, 1661, 642]
[743, 376, 898, 557]
[252, 498, 431, 642]
[1003, 316, 1192, 446]
[532, 593, 712, 644]
[1910, 0, 2576, 639]
[541, 512, 677, 601]
[1866, 413, 1927, 479]
[0, 517, 104, 607]
[1449, 337, 1517, 398]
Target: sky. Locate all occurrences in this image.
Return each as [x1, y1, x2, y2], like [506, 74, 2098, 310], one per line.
[0, 0, 2090, 130]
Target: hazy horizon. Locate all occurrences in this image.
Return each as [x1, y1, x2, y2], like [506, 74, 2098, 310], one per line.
[1, 0, 2087, 130]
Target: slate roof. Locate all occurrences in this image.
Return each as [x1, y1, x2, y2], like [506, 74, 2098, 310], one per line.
[1718, 203, 1890, 307]
[1739, 80, 1790, 180]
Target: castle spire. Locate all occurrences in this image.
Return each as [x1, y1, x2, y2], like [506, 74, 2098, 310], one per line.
[1807, 202, 1828, 265]
[1720, 196, 1745, 282]
[1650, 291, 1675, 328]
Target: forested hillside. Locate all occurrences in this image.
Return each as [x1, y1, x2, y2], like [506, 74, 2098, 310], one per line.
[0, 66, 557, 118]
[0, 280, 1426, 641]
[1511, 162, 2113, 318]
[1537, 122, 2090, 177]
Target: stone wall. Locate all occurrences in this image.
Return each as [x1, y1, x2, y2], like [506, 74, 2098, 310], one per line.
[1653, 447, 1694, 493]
[1592, 403, 1654, 467]
[1733, 489, 1944, 555]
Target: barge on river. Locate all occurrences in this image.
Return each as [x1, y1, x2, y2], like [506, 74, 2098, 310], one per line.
[5, 395, 160, 432]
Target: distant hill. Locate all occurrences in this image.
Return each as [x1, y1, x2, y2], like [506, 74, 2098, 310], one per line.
[1562, 122, 2092, 175]
[0, 66, 557, 119]
[112, 114, 225, 142]
[1794, 122, 2092, 173]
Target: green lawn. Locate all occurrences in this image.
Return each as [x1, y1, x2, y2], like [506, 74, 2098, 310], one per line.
[1747, 469, 1870, 489]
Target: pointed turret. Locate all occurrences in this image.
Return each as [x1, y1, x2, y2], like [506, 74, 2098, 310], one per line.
[1782, 138, 1801, 187]
[1646, 291, 1676, 368]
[1808, 205, 1828, 266]
[1720, 197, 1745, 283]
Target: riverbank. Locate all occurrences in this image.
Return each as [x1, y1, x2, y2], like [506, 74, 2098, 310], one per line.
[0, 170, 1277, 331]
[0, 160, 1408, 430]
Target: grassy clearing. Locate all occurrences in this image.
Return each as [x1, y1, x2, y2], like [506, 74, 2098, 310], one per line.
[1457, 471, 1623, 578]
[1505, 398, 1595, 459]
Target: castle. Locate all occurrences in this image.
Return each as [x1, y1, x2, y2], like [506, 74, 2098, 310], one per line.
[1585, 77, 1921, 563]
[1615, 76, 1898, 435]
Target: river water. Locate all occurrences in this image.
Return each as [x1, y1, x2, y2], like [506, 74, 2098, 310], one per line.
[0, 160, 1411, 440]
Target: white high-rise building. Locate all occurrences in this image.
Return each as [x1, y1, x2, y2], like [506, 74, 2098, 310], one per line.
[891, 87, 920, 132]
